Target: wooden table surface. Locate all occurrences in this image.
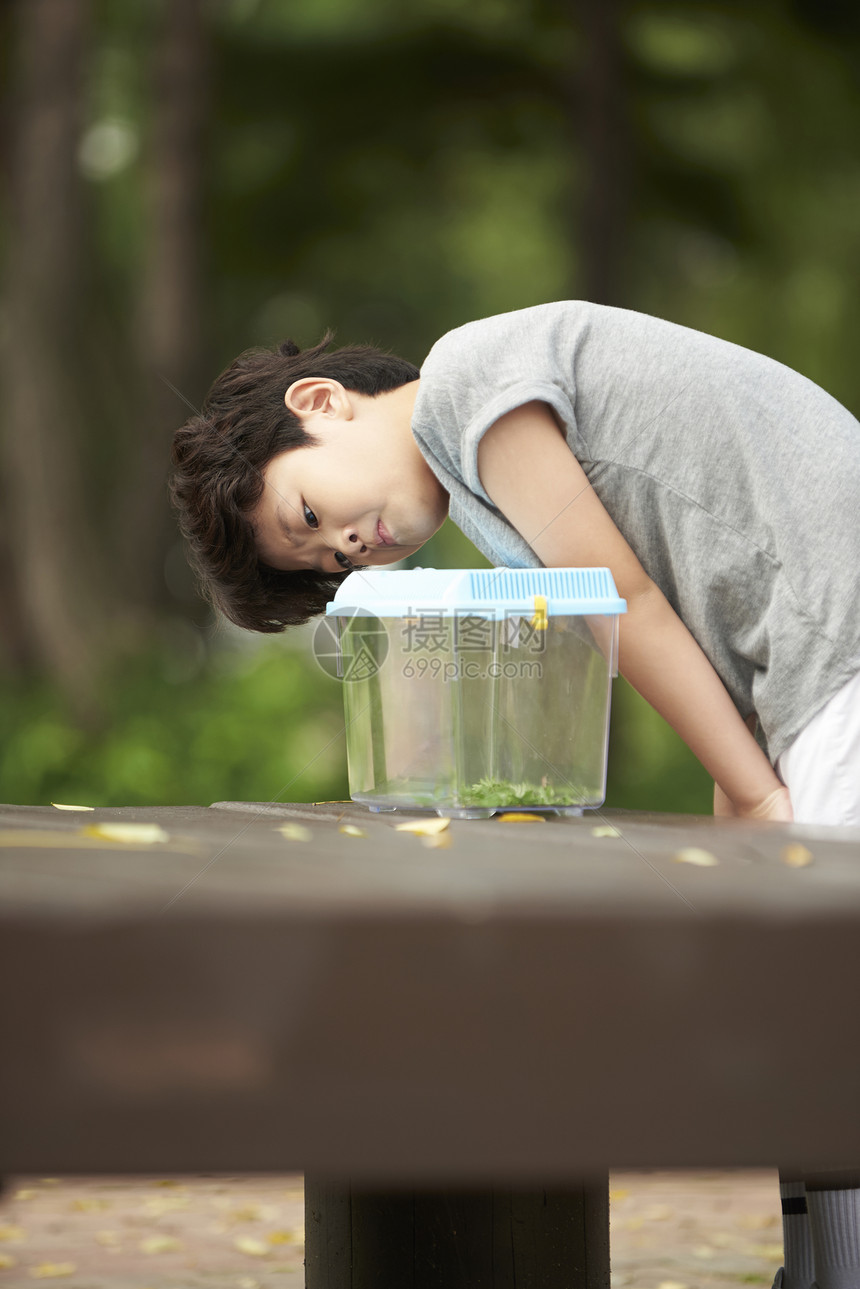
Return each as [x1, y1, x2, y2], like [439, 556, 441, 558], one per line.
[1, 800, 859, 1182]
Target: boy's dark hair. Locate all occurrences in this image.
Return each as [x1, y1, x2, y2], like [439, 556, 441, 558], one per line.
[169, 332, 420, 632]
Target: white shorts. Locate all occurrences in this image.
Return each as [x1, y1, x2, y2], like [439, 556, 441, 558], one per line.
[776, 670, 860, 826]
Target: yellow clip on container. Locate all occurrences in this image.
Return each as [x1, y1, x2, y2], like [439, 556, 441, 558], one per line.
[325, 567, 627, 819]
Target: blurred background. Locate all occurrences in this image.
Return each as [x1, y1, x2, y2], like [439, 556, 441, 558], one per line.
[0, 0, 858, 813]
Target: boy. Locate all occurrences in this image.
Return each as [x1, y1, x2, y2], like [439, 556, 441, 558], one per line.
[172, 301, 860, 1289]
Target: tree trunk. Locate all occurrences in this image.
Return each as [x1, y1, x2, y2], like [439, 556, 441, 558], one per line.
[575, 0, 629, 306]
[122, 0, 207, 610]
[0, 0, 107, 705]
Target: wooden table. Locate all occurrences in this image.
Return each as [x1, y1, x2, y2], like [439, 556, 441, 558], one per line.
[1, 801, 859, 1286]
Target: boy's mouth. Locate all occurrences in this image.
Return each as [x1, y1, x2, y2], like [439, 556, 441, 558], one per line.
[377, 519, 394, 547]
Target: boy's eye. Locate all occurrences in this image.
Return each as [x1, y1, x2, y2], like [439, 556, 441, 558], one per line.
[303, 503, 318, 529]
[334, 551, 353, 570]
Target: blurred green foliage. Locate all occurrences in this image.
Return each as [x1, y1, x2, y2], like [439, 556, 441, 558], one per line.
[0, 640, 350, 808]
[1, 0, 858, 813]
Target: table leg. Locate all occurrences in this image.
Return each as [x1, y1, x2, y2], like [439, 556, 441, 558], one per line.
[304, 1176, 610, 1288]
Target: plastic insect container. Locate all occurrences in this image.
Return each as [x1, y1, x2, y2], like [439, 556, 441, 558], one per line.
[324, 567, 627, 819]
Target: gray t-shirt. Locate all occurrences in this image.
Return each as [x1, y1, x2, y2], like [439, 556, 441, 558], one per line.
[411, 301, 860, 763]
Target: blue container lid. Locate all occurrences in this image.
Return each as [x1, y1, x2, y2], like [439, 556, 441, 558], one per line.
[326, 567, 627, 619]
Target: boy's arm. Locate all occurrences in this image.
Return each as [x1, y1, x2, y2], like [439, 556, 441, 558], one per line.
[476, 401, 792, 821]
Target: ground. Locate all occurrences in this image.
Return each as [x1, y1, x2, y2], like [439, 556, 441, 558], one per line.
[0, 1170, 783, 1287]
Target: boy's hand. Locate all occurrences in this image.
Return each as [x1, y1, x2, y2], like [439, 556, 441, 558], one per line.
[714, 782, 794, 821]
[712, 714, 793, 821]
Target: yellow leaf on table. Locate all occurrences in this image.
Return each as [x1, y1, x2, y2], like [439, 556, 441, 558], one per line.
[656, 1281, 688, 1289]
[51, 803, 94, 811]
[14, 1190, 39, 1201]
[82, 823, 170, 845]
[276, 823, 312, 843]
[0, 1225, 26, 1242]
[139, 1235, 182, 1254]
[235, 1236, 270, 1258]
[0, 1254, 16, 1269]
[339, 824, 367, 838]
[394, 818, 450, 836]
[422, 830, 453, 848]
[497, 813, 545, 823]
[70, 1199, 111, 1213]
[592, 825, 621, 838]
[673, 847, 719, 867]
[28, 1264, 77, 1279]
[608, 1188, 630, 1202]
[154, 1179, 185, 1188]
[781, 843, 813, 868]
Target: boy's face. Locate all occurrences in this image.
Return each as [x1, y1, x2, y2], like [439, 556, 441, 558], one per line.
[252, 379, 448, 574]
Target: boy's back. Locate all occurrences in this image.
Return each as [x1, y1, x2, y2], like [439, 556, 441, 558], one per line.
[412, 301, 860, 762]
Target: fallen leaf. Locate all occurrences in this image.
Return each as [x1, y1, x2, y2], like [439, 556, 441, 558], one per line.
[154, 1179, 186, 1188]
[70, 1199, 111, 1213]
[656, 1282, 688, 1289]
[673, 847, 719, 867]
[94, 1231, 122, 1248]
[0, 829, 201, 855]
[781, 843, 813, 868]
[276, 823, 313, 843]
[709, 1231, 738, 1248]
[51, 803, 94, 811]
[339, 824, 367, 838]
[83, 823, 170, 845]
[139, 1235, 183, 1254]
[592, 825, 621, 837]
[753, 1243, 785, 1261]
[422, 830, 453, 848]
[142, 1195, 190, 1216]
[266, 1228, 303, 1245]
[234, 1236, 270, 1258]
[0, 1255, 16, 1269]
[736, 1213, 778, 1230]
[27, 1265, 77, 1279]
[497, 813, 546, 823]
[228, 1206, 263, 1223]
[608, 1188, 630, 1202]
[14, 1190, 39, 1201]
[644, 1204, 674, 1221]
[0, 1225, 26, 1242]
[395, 818, 450, 836]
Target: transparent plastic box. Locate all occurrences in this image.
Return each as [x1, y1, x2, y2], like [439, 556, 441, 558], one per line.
[325, 568, 627, 819]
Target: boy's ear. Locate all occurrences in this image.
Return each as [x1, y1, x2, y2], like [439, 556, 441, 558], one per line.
[285, 378, 353, 422]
